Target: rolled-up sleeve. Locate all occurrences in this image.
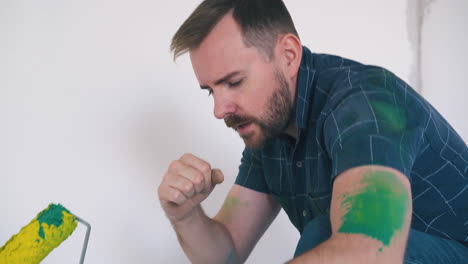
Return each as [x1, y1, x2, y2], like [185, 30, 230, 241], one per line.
[235, 147, 270, 193]
[324, 84, 425, 181]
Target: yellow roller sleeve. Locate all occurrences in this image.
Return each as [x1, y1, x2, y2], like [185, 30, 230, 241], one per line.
[0, 203, 78, 264]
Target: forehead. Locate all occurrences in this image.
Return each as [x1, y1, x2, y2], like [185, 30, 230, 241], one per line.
[189, 13, 260, 84]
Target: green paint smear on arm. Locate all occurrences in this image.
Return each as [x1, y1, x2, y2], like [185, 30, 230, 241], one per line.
[224, 249, 235, 264]
[222, 197, 244, 211]
[220, 197, 248, 225]
[338, 170, 409, 248]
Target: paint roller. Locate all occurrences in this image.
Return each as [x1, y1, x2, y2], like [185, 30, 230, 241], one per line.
[0, 203, 91, 264]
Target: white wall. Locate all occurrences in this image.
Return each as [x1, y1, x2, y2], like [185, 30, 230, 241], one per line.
[420, 0, 468, 142]
[0, 0, 436, 263]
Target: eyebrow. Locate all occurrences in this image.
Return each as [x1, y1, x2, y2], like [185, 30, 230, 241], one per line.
[200, 71, 242, 90]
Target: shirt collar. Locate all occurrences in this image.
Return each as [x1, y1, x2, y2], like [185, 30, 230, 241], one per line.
[295, 46, 316, 130]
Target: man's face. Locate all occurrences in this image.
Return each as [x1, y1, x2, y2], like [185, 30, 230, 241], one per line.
[189, 13, 295, 149]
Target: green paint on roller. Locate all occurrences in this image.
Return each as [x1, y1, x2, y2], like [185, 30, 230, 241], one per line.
[37, 204, 70, 227]
[0, 203, 78, 264]
[37, 204, 71, 238]
[338, 171, 409, 248]
[38, 227, 45, 239]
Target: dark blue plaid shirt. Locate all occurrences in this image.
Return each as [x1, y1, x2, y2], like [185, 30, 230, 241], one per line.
[235, 46, 468, 244]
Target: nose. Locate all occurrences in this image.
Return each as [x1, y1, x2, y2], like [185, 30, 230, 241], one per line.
[213, 93, 236, 119]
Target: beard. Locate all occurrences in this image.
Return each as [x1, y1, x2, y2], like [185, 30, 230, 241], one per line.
[224, 69, 295, 149]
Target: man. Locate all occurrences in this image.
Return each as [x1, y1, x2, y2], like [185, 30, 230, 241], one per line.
[158, 0, 468, 263]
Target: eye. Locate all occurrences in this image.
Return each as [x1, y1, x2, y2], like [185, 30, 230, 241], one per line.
[228, 79, 243, 88]
[207, 89, 213, 97]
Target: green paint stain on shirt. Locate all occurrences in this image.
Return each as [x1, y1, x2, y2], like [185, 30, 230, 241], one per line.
[338, 171, 409, 247]
[371, 101, 406, 132]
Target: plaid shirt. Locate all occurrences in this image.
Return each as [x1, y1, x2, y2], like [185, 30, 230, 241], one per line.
[235, 46, 468, 244]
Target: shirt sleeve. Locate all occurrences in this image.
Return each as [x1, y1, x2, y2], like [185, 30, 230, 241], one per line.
[235, 147, 270, 193]
[323, 75, 425, 181]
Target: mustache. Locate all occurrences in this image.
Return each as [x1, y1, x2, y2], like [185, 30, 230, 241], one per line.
[224, 115, 254, 128]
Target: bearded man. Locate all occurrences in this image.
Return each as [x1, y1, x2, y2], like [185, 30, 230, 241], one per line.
[158, 1, 468, 263]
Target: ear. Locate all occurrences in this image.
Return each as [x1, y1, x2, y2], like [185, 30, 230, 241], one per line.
[275, 33, 302, 79]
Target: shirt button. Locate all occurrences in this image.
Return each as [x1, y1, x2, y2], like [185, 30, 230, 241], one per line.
[302, 210, 307, 217]
[296, 161, 303, 168]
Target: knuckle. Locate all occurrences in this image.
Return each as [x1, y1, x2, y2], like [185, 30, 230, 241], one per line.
[200, 163, 211, 175]
[157, 184, 164, 195]
[172, 191, 184, 203]
[193, 174, 204, 186]
[158, 186, 170, 201]
[169, 160, 181, 171]
[158, 179, 169, 192]
[182, 183, 193, 194]
[162, 171, 171, 181]
[181, 153, 193, 160]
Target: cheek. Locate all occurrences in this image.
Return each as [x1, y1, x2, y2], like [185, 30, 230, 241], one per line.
[241, 64, 277, 114]
[246, 87, 273, 116]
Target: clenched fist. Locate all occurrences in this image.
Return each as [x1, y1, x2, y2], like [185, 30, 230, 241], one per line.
[158, 153, 224, 224]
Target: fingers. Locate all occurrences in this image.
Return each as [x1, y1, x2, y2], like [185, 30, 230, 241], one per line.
[171, 161, 206, 193]
[167, 173, 196, 197]
[211, 169, 224, 185]
[159, 164, 197, 205]
[158, 153, 224, 208]
[158, 186, 188, 205]
[180, 153, 212, 192]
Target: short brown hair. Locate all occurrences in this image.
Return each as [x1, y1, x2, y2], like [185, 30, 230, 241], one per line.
[170, 0, 299, 60]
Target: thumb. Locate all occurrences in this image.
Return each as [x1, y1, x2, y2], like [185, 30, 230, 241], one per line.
[211, 169, 224, 185]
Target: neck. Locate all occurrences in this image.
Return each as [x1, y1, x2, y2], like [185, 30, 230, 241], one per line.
[286, 75, 299, 139]
[285, 122, 298, 139]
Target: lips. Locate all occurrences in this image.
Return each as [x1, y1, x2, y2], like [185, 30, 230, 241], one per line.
[236, 122, 254, 135]
[236, 122, 251, 130]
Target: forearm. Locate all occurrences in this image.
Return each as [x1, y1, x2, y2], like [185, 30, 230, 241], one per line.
[172, 206, 240, 264]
